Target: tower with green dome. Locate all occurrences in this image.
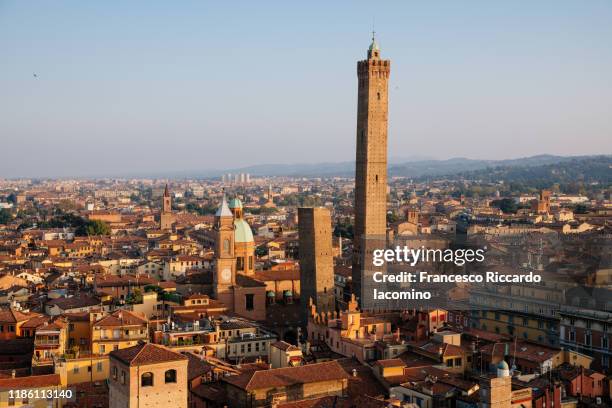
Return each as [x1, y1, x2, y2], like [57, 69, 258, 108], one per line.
[228, 196, 256, 275]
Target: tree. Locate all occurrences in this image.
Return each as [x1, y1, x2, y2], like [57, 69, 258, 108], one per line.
[386, 212, 400, 224]
[6, 193, 17, 205]
[76, 219, 111, 236]
[333, 222, 354, 240]
[0, 209, 11, 225]
[574, 204, 589, 214]
[255, 245, 268, 257]
[490, 198, 518, 214]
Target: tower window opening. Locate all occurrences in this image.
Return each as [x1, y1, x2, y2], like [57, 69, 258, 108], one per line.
[377, 92, 380, 100]
[375, 175, 378, 182]
[245, 294, 254, 311]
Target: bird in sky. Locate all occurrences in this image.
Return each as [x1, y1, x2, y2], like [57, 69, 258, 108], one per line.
[33, 73, 38, 78]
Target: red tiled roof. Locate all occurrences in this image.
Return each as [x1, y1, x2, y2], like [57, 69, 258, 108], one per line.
[278, 396, 338, 408]
[110, 342, 187, 367]
[271, 341, 300, 352]
[253, 269, 300, 282]
[46, 296, 100, 310]
[223, 361, 349, 391]
[94, 309, 147, 327]
[20, 316, 51, 329]
[235, 274, 266, 288]
[0, 374, 60, 388]
[374, 358, 405, 368]
[0, 308, 30, 323]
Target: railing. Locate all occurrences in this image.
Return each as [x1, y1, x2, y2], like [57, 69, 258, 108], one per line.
[98, 333, 148, 341]
[35, 340, 60, 346]
[164, 337, 207, 347]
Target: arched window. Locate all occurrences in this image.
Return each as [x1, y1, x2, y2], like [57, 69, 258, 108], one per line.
[165, 369, 177, 383]
[141, 372, 153, 387]
[223, 239, 230, 253]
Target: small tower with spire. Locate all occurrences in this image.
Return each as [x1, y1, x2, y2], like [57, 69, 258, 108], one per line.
[214, 192, 237, 302]
[367, 30, 380, 59]
[162, 184, 171, 213]
[263, 184, 276, 208]
[160, 183, 175, 230]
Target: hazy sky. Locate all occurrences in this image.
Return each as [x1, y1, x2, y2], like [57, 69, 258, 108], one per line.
[1, 1, 611, 178]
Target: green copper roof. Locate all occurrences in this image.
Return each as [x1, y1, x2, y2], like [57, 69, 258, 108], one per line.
[369, 33, 380, 52]
[228, 197, 243, 209]
[497, 360, 509, 370]
[234, 219, 254, 243]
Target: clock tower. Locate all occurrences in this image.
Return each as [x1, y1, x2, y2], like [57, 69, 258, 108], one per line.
[213, 194, 236, 303]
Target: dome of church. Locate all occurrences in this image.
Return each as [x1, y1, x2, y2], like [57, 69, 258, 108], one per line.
[234, 219, 254, 243]
[496, 360, 510, 378]
[229, 198, 243, 209]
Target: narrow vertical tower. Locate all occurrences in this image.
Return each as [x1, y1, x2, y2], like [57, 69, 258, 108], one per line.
[160, 184, 175, 230]
[213, 194, 236, 307]
[162, 184, 171, 213]
[352, 34, 390, 304]
[298, 207, 336, 326]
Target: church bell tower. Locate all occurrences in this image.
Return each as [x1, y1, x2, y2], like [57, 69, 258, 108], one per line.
[213, 194, 236, 303]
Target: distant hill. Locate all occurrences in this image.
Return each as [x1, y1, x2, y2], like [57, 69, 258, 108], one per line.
[214, 154, 610, 180]
[429, 155, 612, 186]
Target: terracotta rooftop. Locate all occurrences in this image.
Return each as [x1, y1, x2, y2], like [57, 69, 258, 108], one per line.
[271, 340, 300, 352]
[184, 352, 213, 381]
[481, 341, 559, 363]
[0, 373, 60, 388]
[0, 308, 31, 323]
[253, 269, 300, 282]
[94, 309, 147, 327]
[110, 342, 188, 367]
[223, 361, 350, 391]
[373, 358, 405, 368]
[46, 295, 100, 310]
[336, 358, 386, 401]
[277, 396, 338, 408]
[20, 316, 51, 329]
[235, 274, 266, 288]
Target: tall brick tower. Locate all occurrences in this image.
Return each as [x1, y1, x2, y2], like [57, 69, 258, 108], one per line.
[352, 34, 390, 305]
[298, 207, 336, 326]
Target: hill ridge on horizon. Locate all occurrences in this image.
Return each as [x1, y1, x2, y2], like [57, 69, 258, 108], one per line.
[5, 154, 610, 180]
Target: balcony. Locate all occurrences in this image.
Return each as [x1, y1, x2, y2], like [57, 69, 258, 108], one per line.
[35, 336, 61, 349]
[163, 334, 210, 347]
[98, 332, 148, 342]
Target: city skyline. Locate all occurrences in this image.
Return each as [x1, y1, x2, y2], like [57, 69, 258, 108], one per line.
[2, 1, 612, 178]
[0, 3, 611, 407]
